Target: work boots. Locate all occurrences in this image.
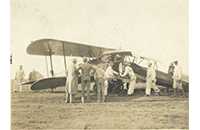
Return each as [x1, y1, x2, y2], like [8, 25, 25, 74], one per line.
[171, 88, 186, 98]
[171, 89, 177, 98]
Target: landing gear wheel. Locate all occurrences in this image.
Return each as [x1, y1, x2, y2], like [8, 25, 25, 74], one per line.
[108, 80, 123, 94]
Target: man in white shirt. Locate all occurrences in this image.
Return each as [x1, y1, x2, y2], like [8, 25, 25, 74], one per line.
[146, 62, 161, 96]
[120, 62, 136, 96]
[171, 61, 185, 98]
[104, 61, 119, 95]
[13, 65, 25, 92]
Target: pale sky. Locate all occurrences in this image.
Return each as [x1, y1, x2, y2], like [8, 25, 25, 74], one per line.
[10, 0, 189, 79]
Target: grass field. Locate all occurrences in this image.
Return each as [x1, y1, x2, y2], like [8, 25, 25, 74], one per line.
[11, 80, 189, 129]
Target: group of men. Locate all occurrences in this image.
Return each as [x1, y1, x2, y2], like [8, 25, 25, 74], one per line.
[145, 60, 185, 97]
[65, 56, 185, 103]
[120, 59, 185, 98]
[65, 56, 136, 103]
[65, 57, 96, 103]
[13, 56, 185, 101]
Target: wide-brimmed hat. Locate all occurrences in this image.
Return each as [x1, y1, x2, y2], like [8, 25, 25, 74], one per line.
[83, 57, 87, 62]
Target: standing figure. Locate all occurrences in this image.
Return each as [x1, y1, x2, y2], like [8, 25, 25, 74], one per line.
[171, 61, 185, 98]
[105, 61, 119, 95]
[13, 65, 25, 92]
[164, 62, 175, 92]
[146, 62, 161, 96]
[77, 57, 96, 103]
[120, 62, 136, 96]
[94, 64, 106, 102]
[168, 62, 175, 76]
[65, 58, 78, 103]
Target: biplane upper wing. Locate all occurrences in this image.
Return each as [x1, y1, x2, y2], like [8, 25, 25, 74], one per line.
[102, 49, 132, 56]
[27, 38, 115, 57]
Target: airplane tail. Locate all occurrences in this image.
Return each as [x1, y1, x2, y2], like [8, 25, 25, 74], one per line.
[28, 70, 44, 82]
[21, 70, 44, 85]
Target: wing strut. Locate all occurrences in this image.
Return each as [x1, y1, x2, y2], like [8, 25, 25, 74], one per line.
[155, 61, 158, 69]
[47, 41, 54, 77]
[138, 58, 144, 65]
[89, 48, 97, 58]
[62, 42, 67, 75]
[45, 55, 49, 78]
[98, 48, 103, 57]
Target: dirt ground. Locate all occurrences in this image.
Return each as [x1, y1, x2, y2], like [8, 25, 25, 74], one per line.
[11, 82, 189, 129]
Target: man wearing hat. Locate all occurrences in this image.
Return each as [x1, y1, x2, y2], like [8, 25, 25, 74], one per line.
[65, 58, 78, 103]
[77, 57, 96, 103]
[120, 62, 136, 96]
[171, 60, 185, 97]
[13, 65, 25, 92]
[146, 62, 161, 96]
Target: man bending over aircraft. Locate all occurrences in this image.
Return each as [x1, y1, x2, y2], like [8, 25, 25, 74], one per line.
[146, 62, 161, 96]
[171, 61, 185, 98]
[65, 58, 78, 103]
[120, 62, 136, 96]
[13, 65, 25, 92]
[77, 57, 96, 103]
[105, 61, 119, 95]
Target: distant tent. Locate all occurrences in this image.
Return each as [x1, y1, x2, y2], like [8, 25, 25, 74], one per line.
[28, 70, 44, 82]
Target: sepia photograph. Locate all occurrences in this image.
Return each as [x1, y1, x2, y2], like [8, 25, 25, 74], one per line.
[10, 0, 190, 129]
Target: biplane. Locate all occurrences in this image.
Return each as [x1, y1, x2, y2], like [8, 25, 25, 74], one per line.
[22, 38, 114, 90]
[22, 38, 189, 92]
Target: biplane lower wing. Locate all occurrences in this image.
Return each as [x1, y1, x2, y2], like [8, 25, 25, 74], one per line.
[29, 74, 145, 91]
[21, 81, 36, 85]
[30, 76, 95, 90]
[30, 77, 66, 90]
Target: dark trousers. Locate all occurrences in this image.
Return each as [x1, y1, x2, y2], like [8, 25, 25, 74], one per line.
[81, 80, 91, 102]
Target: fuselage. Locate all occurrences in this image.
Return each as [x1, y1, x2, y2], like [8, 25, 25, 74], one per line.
[89, 57, 189, 92]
